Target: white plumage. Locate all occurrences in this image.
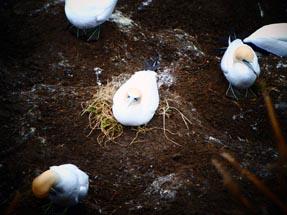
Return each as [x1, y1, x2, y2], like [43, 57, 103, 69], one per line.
[112, 70, 159, 126]
[64, 0, 118, 30]
[243, 23, 287, 57]
[32, 164, 89, 207]
[221, 38, 260, 99]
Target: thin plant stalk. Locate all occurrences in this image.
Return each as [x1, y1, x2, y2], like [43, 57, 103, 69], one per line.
[263, 92, 287, 193]
[221, 152, 287, 213]
[212, 159, 255, 213]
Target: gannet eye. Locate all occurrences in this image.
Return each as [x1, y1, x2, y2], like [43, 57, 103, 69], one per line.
[134, 98, 138, 102]
[127, 95, 131, 99]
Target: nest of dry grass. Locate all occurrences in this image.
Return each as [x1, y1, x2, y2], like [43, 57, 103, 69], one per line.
[81, 82, 123, 146]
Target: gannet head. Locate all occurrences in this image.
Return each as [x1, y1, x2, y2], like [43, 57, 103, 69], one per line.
[234, 44, 254, 62]
[126, 88, 142, 106]
[32, 170, 59, 198]
[234, 44, 258, 77]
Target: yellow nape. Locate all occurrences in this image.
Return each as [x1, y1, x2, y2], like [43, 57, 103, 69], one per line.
[32, 170, 58, 198]
[127, 88, 141, 97]
[234, 45, 254, 62]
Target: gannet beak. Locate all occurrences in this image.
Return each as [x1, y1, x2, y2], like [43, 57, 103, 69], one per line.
[128, 97, 134, 107]
[242, 59, 258, 78]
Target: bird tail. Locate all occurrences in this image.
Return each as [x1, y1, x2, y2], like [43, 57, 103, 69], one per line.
[228, 30, 237, 45]
[144, 54, 160, 71]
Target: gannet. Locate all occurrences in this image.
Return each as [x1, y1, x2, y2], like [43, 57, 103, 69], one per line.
[64, 0, 118, 41]
[32, 164, 89, 207]
[243, 23, 287, 57]
[112, 58, 159, 126]
[221, 38, 261, 99]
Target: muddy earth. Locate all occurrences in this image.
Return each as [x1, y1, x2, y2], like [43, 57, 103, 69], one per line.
[1, 0, 287, 214]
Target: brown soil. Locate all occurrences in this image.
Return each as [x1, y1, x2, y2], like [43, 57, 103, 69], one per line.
[1, 0, 287, 214]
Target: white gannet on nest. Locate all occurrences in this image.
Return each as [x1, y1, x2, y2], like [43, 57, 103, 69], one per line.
[112, 57, 160, 126]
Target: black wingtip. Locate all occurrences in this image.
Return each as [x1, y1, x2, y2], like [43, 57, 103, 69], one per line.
[228, 29, 237, 43]
[214, 47, 227, 55]
[143, 54, 160, 71]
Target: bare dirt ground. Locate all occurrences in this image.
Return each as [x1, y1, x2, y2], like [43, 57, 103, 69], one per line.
[0, 0, 287, 214]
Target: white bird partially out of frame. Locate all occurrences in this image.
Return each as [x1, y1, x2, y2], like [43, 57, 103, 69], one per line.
[243, 23, 287, 57]
[64, 0, 118, 41]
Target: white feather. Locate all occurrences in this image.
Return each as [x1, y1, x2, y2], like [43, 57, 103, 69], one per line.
[64, 0, 118, 29]
[48, 164, 89, 207]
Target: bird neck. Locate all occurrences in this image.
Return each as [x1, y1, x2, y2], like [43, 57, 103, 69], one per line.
[32, 170, 59, 198]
